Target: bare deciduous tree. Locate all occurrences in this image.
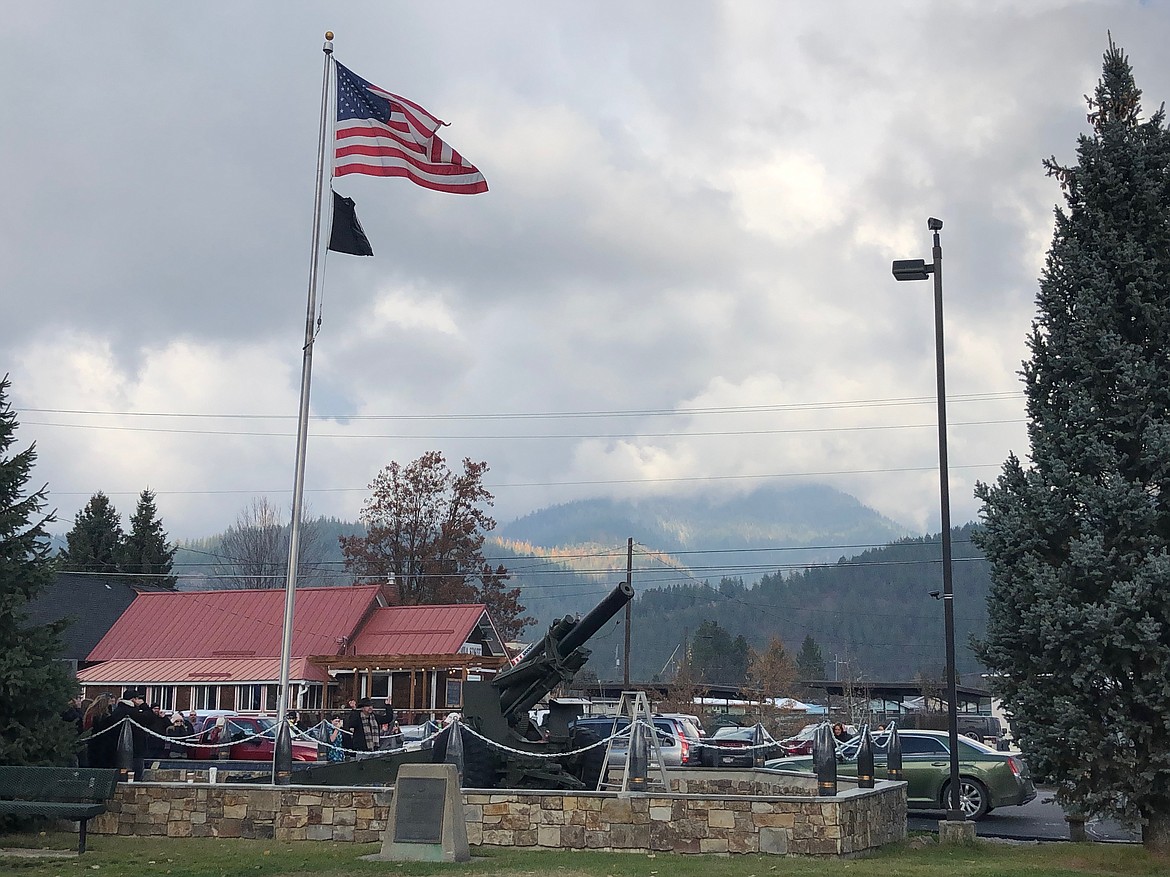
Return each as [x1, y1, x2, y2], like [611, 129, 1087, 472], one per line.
[746, 636, 798, 730]
[213, 497, 326, 589]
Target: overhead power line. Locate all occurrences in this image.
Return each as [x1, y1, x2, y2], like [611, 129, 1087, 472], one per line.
[20, 390, 1023, 422]
[20, 417, 1023, 440]
[47, 461, 1005, 498]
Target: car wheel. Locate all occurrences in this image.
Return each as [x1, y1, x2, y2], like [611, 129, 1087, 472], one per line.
[944, 777, 990, 821]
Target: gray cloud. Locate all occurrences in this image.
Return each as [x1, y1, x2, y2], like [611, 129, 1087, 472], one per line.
[4, 1, 1167, 539]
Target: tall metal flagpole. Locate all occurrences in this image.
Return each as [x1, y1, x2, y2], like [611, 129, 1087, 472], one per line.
[276, 31, 335, 748]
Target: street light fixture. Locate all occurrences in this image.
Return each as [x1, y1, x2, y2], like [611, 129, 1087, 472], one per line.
[892, 217, 964, 823]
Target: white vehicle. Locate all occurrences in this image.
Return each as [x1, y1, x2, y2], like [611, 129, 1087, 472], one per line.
[660, 712, 706, 736]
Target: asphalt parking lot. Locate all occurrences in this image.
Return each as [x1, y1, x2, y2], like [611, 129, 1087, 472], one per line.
[907, 786, 1140, 842]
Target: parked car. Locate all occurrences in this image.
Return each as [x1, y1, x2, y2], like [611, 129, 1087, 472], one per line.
[568, 715, 702, 773]
[659, 713, 707, 737]
[190, 716, 318, 762]
[386, 720, 442, 751]
[777, 723, 820, 757]
[764, 728, 1036, 820]
[899, 714, 1010, 749]
[699, 725, 784, 767]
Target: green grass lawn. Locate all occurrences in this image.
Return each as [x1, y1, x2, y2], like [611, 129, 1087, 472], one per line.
[0, 833, 1166, 877]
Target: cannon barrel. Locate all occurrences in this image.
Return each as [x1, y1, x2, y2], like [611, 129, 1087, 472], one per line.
[557, 580, 634, 656]
[494, 580, 634, 721]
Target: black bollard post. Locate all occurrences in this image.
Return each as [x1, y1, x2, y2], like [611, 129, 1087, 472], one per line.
[857, 725, 875, 789]
[752, 722, 767, 768]
[116, 720, 135, 783]
[887, 724, 903, 782]
[445, 720, 466, 787]
[813, 723, 838, 797]
[628, 721, 648, 790]
[273, 720, 293, 785]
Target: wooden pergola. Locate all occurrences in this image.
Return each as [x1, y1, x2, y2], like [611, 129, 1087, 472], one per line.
[310, 653, 510, 720]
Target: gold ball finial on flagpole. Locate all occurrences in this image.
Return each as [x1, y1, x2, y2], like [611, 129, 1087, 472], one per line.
[325, 31, 334, 40]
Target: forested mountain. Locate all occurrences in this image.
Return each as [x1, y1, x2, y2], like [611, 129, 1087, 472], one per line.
[576, 523, 992, 686]
[491, 484, 912, 629]
[499, 484, 908, 555]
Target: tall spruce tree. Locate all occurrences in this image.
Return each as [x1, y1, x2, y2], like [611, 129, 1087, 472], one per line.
[120, 488, 177, 589]
[60, 491, 124, 576]
[0, 376, 79, 764]
[796, 635, 827, 681]
[974, 41, 1170, 850]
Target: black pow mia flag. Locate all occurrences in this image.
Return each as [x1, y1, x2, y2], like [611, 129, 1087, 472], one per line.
[328, 191, 374, 256]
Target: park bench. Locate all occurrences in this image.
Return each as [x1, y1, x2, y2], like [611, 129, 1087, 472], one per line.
[0, 766, 119, 854]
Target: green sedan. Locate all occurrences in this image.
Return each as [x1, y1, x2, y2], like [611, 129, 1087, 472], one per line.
[764, 728, 1036, 820]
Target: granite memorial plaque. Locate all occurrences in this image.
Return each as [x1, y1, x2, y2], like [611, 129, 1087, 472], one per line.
[371, 763, 469, 863]
[393, 776, 446, 844]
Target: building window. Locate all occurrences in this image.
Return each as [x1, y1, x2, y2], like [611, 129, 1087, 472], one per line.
[369, 674, 390, 699]
[148, 686, 176, 711]
[445, 679, 463, 709]
[300, 683, 323, 710]
[237, 684, 277, 713]
[192, 686, 219, 710]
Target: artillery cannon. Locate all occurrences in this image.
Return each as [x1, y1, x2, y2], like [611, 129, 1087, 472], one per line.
[290, 581, 634, 789]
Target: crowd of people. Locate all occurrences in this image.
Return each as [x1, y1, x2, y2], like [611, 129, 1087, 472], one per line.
[67, 688, 159, 779]
[61, 689, 402, 773]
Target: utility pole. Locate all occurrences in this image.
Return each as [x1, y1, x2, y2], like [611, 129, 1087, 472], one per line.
[623, 537, 632, 688]
[834, 655, 849, 682]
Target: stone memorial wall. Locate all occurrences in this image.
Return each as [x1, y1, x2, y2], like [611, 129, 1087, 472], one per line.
[88, 770, 905, 858]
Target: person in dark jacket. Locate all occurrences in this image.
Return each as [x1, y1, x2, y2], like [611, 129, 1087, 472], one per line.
[109, 688, 152, 779]
[342, 697, 394, 753]
[61, 696, 84, 732]
[145, 704, 171, 759]
[164, 713, 190, 758]
[61, 696, 85, 765]
[84, 695, 117, 768]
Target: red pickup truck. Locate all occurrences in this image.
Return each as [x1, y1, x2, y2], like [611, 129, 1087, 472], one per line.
[188, 716, 318, 762]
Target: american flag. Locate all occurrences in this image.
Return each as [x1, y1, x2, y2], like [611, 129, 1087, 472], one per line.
[334, 62, 488, 195]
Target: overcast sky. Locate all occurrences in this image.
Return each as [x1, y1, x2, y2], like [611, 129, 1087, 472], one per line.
[4, 1, 1168, 542]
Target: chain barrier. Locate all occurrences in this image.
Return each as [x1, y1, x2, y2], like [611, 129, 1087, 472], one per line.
[82, 715, 895, 762]
[83, 715, 453, 758]
[315, 722, 449, 757]
[661, 720, 781, 753]
[91, 717, 278, 749]
[456, 719, 632, 760]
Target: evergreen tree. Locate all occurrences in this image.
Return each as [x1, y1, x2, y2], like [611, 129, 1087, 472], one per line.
[689, 620, 751, 684]
[974, 41, 1170, 851]
[120, 488, 177, 589]
[60, 491, 124, 576]
[796, 635, 827, 681]
[0, 376, 79, 764]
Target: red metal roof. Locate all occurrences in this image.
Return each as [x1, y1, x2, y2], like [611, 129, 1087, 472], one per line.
[350, 603, 492, 655]
[86, 585, 384, 662]
[76, 656, 329, 684]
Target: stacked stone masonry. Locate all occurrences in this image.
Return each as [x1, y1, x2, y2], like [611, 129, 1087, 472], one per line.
[90, 770, 905, 857]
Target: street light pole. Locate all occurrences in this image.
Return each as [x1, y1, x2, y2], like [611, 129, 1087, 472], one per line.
[893, 218, 964, 822]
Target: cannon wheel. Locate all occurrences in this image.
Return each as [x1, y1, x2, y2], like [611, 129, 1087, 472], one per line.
[459, 725, 502, 788]
[430, 725, 501, 788]
[569, 725, 607, 789]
